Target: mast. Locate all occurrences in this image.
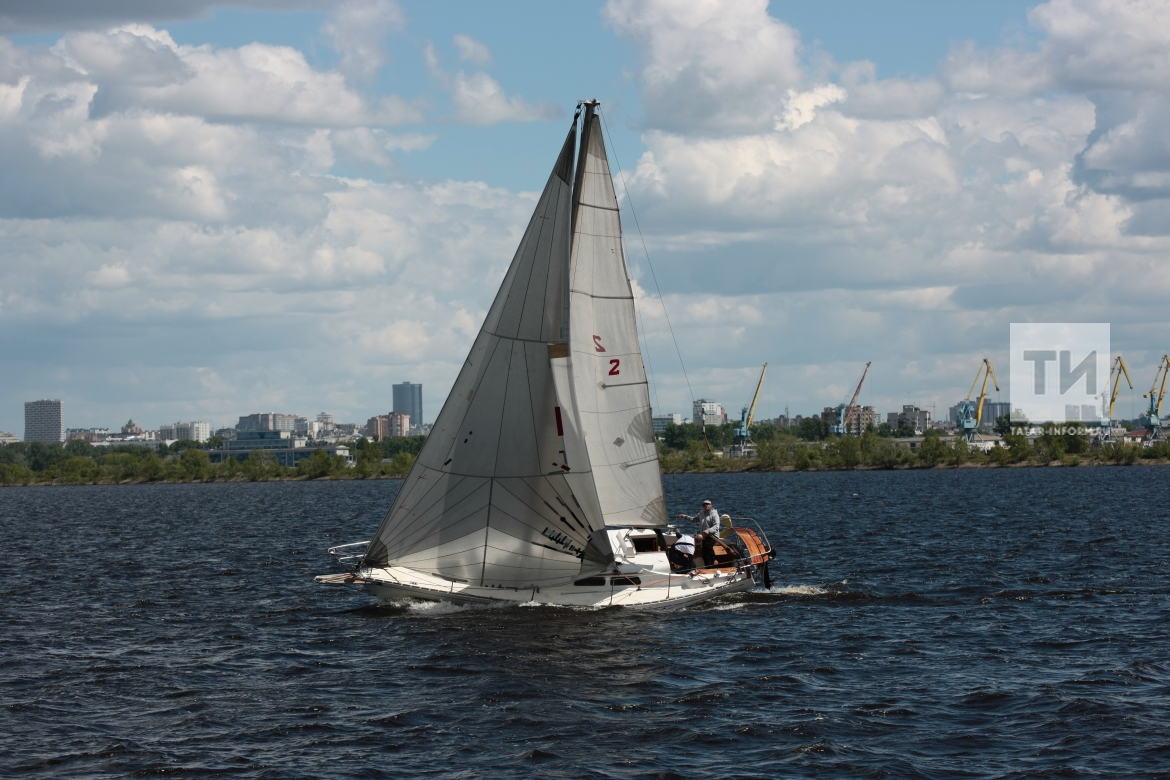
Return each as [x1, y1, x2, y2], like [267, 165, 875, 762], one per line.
[570, 99, 597, 244]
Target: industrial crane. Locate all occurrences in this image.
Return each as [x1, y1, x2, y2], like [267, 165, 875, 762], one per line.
[1097, 356, 1132, 443]
[730, 363, 768, 458]
[1140, 355, 1170, 441]
[956, 359, 999, 443]
[830, 362, 871, 436]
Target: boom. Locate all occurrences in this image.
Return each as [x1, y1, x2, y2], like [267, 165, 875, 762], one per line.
[841, 362, 871, 433]
[745, 363, 768, 429]
[731, 363, 769, 456]
[829, 362, 871, 436]
[1106, 356, 1132, 420]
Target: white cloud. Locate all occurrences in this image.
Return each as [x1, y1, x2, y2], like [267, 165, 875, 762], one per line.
[0, 21, 535, 431]
[49, 24, 422, 126]
[4, 0, 1170, 433]
[774, 84, 846, 131]
[605, 0, 803, 134]
[453, 33, 491, 66]
[945, 0, 1170, 94]
[425, 40, 558, 126]
[605, 0, 1170, 416]
[323, 0, 406, 82]
[450, 71, 558, 126]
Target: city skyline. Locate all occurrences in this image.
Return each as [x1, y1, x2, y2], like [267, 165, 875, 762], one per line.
[2, 1, 1168, 436]
[6, 388, 1057, 444]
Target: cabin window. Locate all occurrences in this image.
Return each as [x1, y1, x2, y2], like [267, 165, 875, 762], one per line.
[611, 576, 641, 587]
[631, 536, 660, 553]
[573, 577, 607, 587]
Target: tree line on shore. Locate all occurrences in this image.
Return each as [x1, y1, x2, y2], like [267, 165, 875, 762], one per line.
[0, 436, 424, 485]
[4, 420, 1166, 486]
[657, 421, 1170, 471]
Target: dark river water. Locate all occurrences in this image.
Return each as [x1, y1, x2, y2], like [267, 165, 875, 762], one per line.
[2, 468, 1169, 778]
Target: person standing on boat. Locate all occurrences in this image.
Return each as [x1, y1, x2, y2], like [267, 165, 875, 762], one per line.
[679, 500, 719, 567]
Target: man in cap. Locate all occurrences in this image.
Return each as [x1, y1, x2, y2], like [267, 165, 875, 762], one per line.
[679, 500, 719, 567]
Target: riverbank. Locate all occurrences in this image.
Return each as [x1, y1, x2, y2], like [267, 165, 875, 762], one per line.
[3, 430, 1166, 485]
[5, 454, 1169, 486]
[662, 457, 1170, 474]
[659, 430, 1169, 473]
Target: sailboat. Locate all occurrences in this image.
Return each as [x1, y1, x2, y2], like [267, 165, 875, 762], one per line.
[316, 100, 773, 609]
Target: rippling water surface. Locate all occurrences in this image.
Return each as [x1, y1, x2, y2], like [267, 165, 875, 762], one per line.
[3, 468, 1170, 778]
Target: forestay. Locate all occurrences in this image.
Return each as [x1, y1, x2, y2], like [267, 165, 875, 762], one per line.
[363, 123, 613, 586]
[567, 105, 668, 528]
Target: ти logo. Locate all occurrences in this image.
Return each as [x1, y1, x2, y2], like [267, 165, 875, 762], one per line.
[1010, 323, 1110, 425]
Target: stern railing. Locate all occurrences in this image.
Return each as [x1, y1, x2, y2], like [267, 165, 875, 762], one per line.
[721, 517, 774, 566]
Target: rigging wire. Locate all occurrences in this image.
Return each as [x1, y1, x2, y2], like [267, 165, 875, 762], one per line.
[598, 108, 709, 463]
[597, 107, 696, 499]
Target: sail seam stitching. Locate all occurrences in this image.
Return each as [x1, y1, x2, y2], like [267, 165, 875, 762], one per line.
[384, 490, 489, 554]
[480, 337, 521, 585]
[491, 480, 587, 540]
[381, 475, 483, 552]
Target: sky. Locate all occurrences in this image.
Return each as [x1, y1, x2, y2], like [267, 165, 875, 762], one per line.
[2, 0, 1169, 433]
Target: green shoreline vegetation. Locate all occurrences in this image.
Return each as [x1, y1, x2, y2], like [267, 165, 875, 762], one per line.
[656, 420, 1170, 473]
[3, 419, 1168, 486]
[0, 436, 424, 486]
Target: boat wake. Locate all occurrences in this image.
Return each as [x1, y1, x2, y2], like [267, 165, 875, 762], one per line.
[766, 584, 831, 596]
[518, 601, 605, 611]
[385, 598, 504, 616]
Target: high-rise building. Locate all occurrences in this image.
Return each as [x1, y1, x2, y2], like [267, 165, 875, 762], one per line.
[693, 399, 722, 426]
[66, 428, 110, 442]
[24, 399, 64, 443]
[949, 400, 1011, 429]
[393, 382, 423, 427]
[237, 413, 300, 432]
[159, 421, 210, 442]
[890, 405, 931, 433]
[366, 413, 411, 440]
[981, 401, 1012, 425]
[294, 417, 320, 437]
[652, 413, 682, 434]
[316, 412, 334, 430]
[823, 405, 876, 432]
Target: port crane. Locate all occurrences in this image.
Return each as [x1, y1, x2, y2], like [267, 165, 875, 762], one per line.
[830, 362, 871, 436]
[1140, 355, 1170, 441]
[730, 363, 768, 458]
[1096, 356, 1132, 443]
[956, 359, 999, 442]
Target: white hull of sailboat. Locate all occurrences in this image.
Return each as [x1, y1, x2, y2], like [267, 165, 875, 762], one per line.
[343, 563, 758, 611]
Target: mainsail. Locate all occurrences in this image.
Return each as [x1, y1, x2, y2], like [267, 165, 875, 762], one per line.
[364, 103, 666, 586]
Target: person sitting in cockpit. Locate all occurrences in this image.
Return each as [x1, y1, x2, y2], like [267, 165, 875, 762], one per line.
[655, 528, 695, 571]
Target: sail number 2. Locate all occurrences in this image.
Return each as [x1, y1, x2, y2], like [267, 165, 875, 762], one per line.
[595, 336, 619, 374]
